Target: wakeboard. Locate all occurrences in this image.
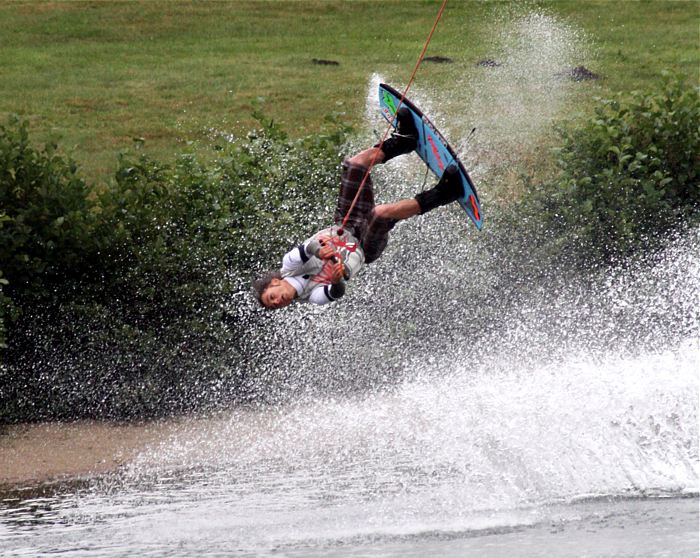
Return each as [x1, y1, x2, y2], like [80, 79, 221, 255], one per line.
[378, 83, 483, 230]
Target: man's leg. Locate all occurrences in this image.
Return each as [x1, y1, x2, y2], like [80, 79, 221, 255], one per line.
[347, 107, 419, 168]
[373, 165, 463, 222]
[347, 147, 385, 168]
[338, 108, 419, 238]
[363, 166, 464, 263]
[345, 110, 466, 263]
[372, 198, 421, 221]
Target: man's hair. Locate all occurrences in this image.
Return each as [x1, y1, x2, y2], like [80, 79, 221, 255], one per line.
[251, 271, 282, 306]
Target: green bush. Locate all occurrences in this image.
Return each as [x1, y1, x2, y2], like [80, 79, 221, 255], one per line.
[535, 74, 699, 263]
[0, 117, 103, 355]
[0, 117, 103, 289]
[87, 114, 348, 330]
[0, 268, 13, 350]
[0, 212, 9, 349]
[0, 113, 351, 421]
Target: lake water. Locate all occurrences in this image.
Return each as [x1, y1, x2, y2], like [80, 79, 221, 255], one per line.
[1, 335, 698, 556]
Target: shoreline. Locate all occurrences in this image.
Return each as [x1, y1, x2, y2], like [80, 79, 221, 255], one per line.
[0, 420, 170, 487]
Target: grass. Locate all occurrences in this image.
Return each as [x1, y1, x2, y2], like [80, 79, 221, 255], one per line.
[0, 0, 697, 181]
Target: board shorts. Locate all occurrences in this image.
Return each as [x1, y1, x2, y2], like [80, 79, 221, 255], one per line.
[334, 160, 396, 264]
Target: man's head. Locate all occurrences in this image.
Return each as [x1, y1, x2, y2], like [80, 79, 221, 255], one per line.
[252, 271, 296, 309]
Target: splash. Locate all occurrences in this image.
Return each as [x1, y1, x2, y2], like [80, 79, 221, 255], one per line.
[463, 8, 590, 186]
[232, 9, 692, 411]
[364, 8, 590, 197]
[136, 224, 700, 504]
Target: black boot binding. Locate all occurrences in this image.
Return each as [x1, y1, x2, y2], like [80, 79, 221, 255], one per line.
[376, 107, 418, 162]
[415, 164, 464, 214]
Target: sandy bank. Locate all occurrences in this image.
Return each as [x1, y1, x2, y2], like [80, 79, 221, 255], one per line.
[0, 420, 173, 486]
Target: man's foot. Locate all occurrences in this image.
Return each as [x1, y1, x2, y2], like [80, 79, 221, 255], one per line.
[377, 106, 418, 162]
[414, 164, 464, 215]
[434, 164, 463, 203]
[393, 106, 419, 147]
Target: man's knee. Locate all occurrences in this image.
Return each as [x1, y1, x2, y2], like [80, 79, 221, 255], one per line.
[348, 147, 383, 167]
[372, 205, 391, 220]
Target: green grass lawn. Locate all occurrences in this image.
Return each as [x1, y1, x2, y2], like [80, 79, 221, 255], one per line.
[1, 0, 697, 181]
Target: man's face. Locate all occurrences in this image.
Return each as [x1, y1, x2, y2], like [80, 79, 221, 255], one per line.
[261, 278, 295, 309]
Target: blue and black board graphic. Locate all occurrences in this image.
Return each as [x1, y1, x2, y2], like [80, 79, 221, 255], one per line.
[378, 83, 483, 230]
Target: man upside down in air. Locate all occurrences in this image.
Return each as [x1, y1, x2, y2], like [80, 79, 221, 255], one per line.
[252, 107, 464, 309]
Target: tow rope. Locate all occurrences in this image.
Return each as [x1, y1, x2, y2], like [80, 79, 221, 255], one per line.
[336, 0, 450, 236]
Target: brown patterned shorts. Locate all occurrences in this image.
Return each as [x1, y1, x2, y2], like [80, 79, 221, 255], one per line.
[334, 160, 396, 264]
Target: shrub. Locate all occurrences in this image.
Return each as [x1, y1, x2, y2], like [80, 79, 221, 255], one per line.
[0, 117, 103, 357]
[0, 113, 351, 421]
[0, 212, 10, 349]
[0, 268, 14, 350]
[534, 74, 699, 264]
[86, 114, 349, 329]
[0, 117, 103, 290]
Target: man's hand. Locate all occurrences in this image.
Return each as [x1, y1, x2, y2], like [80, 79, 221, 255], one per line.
[319, 244, 337, 260]
[318, 236, 336, 260]
[329, 261, 345, 284]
